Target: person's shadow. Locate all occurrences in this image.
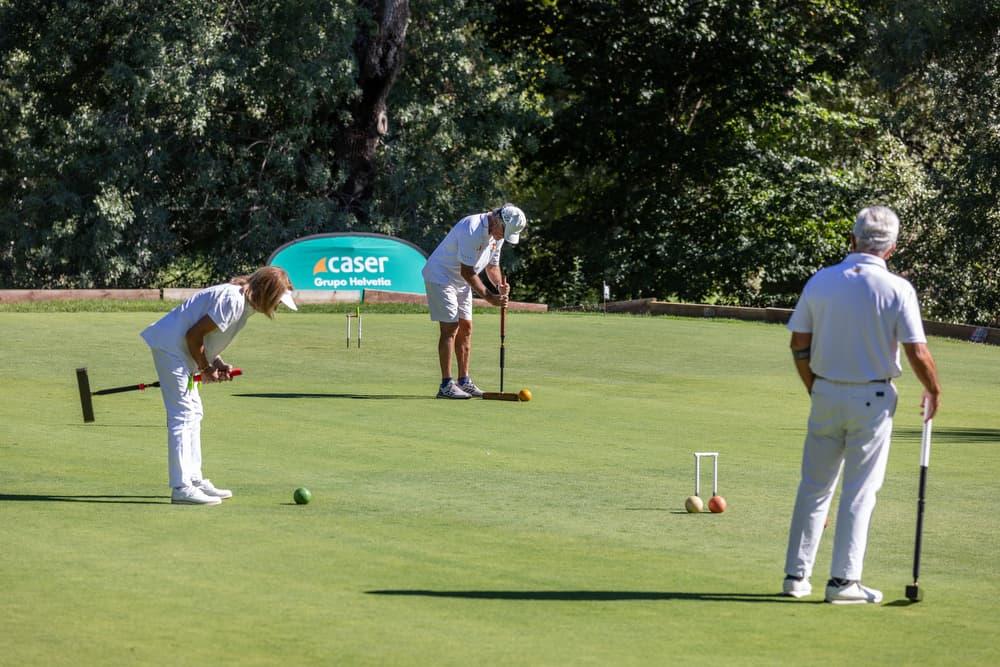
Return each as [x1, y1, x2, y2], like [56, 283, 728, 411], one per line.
[234, 392, 431, 400]
[366, 589, 819, 604]
[893, 426, 1000, 444]
[0, 494, 166, 505]
[369, 589, 925, 606]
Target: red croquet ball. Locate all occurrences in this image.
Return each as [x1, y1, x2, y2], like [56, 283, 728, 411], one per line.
[708, 495, 727, 513]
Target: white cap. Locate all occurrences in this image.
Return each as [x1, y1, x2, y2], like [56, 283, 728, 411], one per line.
[280, 290, 298, 311]
[498, 204, 527, 244]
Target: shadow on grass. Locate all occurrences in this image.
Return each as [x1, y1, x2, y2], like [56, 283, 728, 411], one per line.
[781, 426, 1000, 445]
[366, 590, 816, 604]
[0, 494, 166, 504]
[893, 426, 1000, 444]
[234, 392, 432, 400]
[69, 424, 159, 428]
[884, 599, 922, 607]
[623, 508, 727, 515]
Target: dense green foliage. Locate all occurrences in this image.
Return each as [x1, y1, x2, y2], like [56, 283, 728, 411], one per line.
[492, 0, 867, 306]
[1, 1, 998, 322]
[0, 0, 366, 286]
[373, 0, 539, 251]
[863, 1, 1000, 325]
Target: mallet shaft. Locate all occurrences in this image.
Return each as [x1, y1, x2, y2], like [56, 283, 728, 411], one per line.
[90, 369, 243, 395]
[912, 465, 928, 583]
[907, 412, 933, 601]
[499, 306, 507, 393]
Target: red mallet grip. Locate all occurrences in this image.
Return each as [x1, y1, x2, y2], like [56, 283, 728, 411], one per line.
[194, 367, 243, 382]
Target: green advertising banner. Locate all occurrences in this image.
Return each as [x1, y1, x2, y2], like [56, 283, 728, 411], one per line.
[267, 233, 428, 294]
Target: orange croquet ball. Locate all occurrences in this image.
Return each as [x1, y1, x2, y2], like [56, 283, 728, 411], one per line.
[708, 495, 727, 513]
[518, 388, 532, 402]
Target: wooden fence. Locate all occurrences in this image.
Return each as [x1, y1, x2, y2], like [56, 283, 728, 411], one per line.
[602, 298, 1000, 346]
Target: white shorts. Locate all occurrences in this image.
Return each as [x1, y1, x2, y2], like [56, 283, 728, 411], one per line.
[426, 281, 472, 323]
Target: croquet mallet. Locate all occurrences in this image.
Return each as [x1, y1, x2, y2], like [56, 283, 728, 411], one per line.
[76, 367, 243, 423]
[483, 278, 519, 401]
[905, 401, 933, 602]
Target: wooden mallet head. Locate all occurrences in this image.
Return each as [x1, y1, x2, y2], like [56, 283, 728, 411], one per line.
[76, 367, 96, 423]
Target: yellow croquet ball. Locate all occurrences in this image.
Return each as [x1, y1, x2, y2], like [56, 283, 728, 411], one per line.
[685, 495, 704, 513]
[518, 388, 532, 402]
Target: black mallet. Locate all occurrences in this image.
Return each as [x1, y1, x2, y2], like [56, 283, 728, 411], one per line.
[905, 409, 933, 602]
[76, 367, 242, 423]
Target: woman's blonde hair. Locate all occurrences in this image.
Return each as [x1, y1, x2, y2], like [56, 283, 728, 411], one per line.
[231, 266, 293, 318]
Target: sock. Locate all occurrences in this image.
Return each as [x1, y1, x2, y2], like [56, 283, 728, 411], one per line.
[458, 376, 470, 384]
[785, 574, 804, 581]
[829, 577, 851, 587]
[440, 377, 452, 388]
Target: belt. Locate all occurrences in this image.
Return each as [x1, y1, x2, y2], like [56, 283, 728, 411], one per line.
[816, 376, 890, 384]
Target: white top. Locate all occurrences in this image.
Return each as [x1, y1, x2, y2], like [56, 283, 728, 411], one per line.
[140, 283, 254, 371]
[421, 213, 503, 287]
[787, 253, 926, 382]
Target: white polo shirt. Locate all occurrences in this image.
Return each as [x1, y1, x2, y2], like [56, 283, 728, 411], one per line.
[140, 283, 254, 371]
[787, 253, 926, 382]
[421, 213, 503, 287]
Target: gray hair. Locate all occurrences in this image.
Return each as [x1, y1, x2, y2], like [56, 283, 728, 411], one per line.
[853, 206, 899, 254]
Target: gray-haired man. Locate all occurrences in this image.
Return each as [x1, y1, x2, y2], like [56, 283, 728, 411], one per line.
[781, 206, 942, 604]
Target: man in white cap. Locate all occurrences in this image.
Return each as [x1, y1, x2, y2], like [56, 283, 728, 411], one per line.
[781, 206, 942, 603]
[421, 203, 527, 398]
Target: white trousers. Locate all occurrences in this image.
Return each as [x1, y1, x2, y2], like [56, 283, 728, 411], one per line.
[151, 349, 204, 488]
[784, 378, 897, 581]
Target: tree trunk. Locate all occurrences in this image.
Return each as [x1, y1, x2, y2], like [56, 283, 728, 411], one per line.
[336, 0, 410, 223]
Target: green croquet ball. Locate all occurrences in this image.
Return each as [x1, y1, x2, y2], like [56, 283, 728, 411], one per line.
[293, 487, 312, 505]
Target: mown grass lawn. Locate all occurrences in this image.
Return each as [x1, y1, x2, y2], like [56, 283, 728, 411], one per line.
[2, 308, 998, 665]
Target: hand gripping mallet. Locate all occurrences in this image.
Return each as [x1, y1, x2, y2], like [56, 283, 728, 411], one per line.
[905, 405, 933, 602]
[483, 281, 519, 401]
[76, 367, 243, 423]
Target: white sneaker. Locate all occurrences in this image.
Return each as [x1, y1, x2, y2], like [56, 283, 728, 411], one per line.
[825, 580, 883, 605]
[456, 378, 484, 397]
[194, 478, 232, 499]
[436, 381, 472, 399]
[171, 485, 222, 505]
[781, 575, 812, 598]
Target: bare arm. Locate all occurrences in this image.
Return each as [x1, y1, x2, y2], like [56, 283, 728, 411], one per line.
[185, 315, 227, 383]
[789, 331, 814, 395]
[484, 264, 509, 297]
[903, 342, 941, 421]
[460, 264, 508, 307]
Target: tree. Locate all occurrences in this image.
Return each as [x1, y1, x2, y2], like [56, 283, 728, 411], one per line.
[861, 0, 1000, 324]
[489, 0, 869, 306]
[372, 0, 542, 255]
[0, 1, 409, 287]
[336, 0, 410, 222]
